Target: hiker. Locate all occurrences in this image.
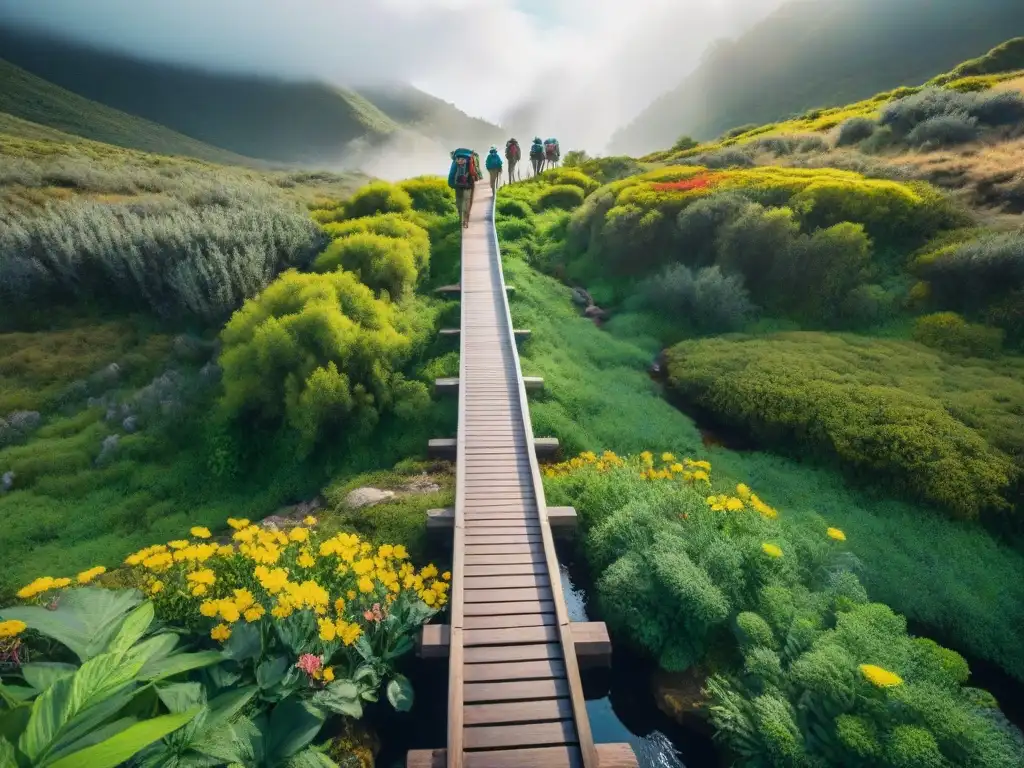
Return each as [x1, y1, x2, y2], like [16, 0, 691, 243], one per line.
[544, 138, 560, 168]
[505, 138, 521, 183]
[485, 146, 503, 192]
[529, 137, 545, 176]
[448, 147, 478, 228]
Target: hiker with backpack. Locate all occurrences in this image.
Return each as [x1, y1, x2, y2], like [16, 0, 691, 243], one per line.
[505, 138, 521, 183]
[544, 138, 560, 168]
[448, 148, 479, 228]
[529, 137, 545, 176]
[485, 146, 503, 192]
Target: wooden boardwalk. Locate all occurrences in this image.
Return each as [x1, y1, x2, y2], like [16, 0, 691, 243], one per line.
[408, 185, 637, 768]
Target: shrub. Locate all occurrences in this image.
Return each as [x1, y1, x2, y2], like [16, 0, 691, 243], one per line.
[688, 148, 755, 169]
[0, 197, 323, 323]
[562, 150, 590, 167]
[538, 168, 600, 195]
[321, 213, 430, 273]
[919, 230, 1024, 314]
[881, 87, 1024, 140]
[496, 217, 536, 242]
[675, 192, 756, 268]
[635, 263, 755, 334]
[313, 232, 417, 298]
[837, 117, 878, 146]
[397, 176, 455, 215]
[218, 270, 429, 450]
[665, 334, 1018, 519]
[717, 205, 800, 290]
[723, 124, 759, 140]
[905, 112, 980, 148]
[496, 198, 534, 219]
[913, 312, 1004, 357]
[343, 181, 412, 218]
[673, 135, 699, 151]
[536, 184, 586, 211]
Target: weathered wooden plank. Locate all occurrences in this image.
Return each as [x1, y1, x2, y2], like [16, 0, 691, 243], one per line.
[464, 719, 575, 750]
[464, 543, 544, 555]
[464, 658, 566, 683]
[463, 600, 555, 616]
[464, 586, 553, 604]
[464, 574, 549, 590]
[463, 535, 543, 546]
[406, 744, 637, 768]
[463, 678, 569, 704]
[464, 612, 556, 630]
[464, 642, 562, 664]
[464, 697, 572, 726]
[464, 625, 559, 645]
[464, 562, 548, 577]
[463, 553, 541, 566]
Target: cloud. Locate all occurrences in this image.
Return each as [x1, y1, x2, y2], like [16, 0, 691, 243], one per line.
[0, 0, 788, 152]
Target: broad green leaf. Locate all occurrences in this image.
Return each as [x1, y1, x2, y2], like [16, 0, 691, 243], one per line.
[108, 602, 155, 655]
[157, 683, 205, 714]
[0, 706, 30, 745]
[256, 656, 289, 691]
[267, 699, 325, 761]
[41, 688, 135, 762]
[385, 635, 414, 661]
[20, 664, 77, 694]
[140, 651, 223, 683]
[223, 623, 260, 662]
[353, 636, 374, 663]
[48, 716, 137, 760]
[19, 649, 145, 763]
[0, 683, 36, 706]
[0, 737, 16, 768]
[205, 686, 258, 731]
[133, 634, 181, 677]
[311, 681, 363, 719]
[0, 589, 142, 662]
[386, 674, 414, 712]
[48, 708, 199, 768]
[284, 746, 339, 768]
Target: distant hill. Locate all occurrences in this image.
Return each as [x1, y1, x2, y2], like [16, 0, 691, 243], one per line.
[0, 58, 265, 166]
[0, 26, 503, 166]
[610, 0, 1024, 155]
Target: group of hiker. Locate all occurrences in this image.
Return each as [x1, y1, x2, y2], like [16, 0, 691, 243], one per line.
[447, 137, 560, 228]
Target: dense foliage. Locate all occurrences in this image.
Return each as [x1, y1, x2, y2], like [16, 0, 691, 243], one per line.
[544, 452, 1024, 767]
[666, 333, 1022, 519]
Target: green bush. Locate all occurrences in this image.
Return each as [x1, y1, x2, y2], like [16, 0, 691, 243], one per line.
[536, 168, 600, 195]
[665, 333, 1020, 519]
[397, 176, 455, 215]
[837, 117, 878, 146]
[496, 217, 536, 242]
[313, 232, 417, 298]
[633, 263, 755, 334]
[218, 269, 429, 451]
[919, 230, 1024, 318]
[536, 184, 586, 211]
[496, 198, 533, 218]
[343, 181, 412, 219]
[321, 213, 430, 273]
[913, 312, 1004, 357]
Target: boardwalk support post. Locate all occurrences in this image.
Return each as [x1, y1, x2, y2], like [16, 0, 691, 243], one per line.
[417, 621, 611, 667]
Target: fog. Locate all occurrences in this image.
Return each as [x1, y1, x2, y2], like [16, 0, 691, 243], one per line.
[0, 0, 793, 153]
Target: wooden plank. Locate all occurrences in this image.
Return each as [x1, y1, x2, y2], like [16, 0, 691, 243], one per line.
[464, 562, 548, 576]
[464, 553, 541, 566]
[464, 586, 553, 603]
[464, 720, 576, 750]
[464, 613, 556, 629]
[463, 535, 543, 546]
[464, 574, 549, 590]
[464, 625, 559, 645]
[464, 642, 562, 664]
[464, 697, 572, 726]
[464, 658, 566, 683]
[463, 678, 569, 703]
[463, 600, 555, 617]
[464, 543, 544, 555]
[407, 744, 637, 768]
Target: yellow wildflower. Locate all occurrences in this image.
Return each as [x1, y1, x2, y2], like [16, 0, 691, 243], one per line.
[347, 590, 356, 600]
[318, 617, 337, 642]
[421, 564, 438, 580]
[271, 601, 294, 619]
[662, 452, 675, 463]
[149, 580, 164, 595]
[52, 578, 72, 589]
[191, 585, 208, 597]
[243, 605, 265, 622]
[143, 552, 173, 572]
[168, 540, 190, 550]
[227, 518, 250, 530]
[859, 664, 903, 688]
[352, 559, 374, 576]
[17, 576, 56, 599]
[233, 525, 259, 542]
[76, 566, 106, 584]
[640, 451, 653, 465]
[218, 544, 235, 557]
[378, 544, 394, 559]
[254, 565, 290, 594]
[218, 601, 241, 623]
[670, 463, 684, 473]
[393, 545, 409, 560]
[323, 666, 335, 682]
[358, 576, 375, 594]
[304, 515, 318, 526]
[191, 526, 212, 539]
[421, 589, 437, 606]
[210, 624, 232, 642]
[442, 571, 451, 581]
[188, 569, 217, 586]
[0, 620, 27, 638]
[334, 597, 346, 613]
[199, 600, 220, 618]
[338, 621, 362, 646]
[725, 497, 745, 512]
[298, 550, 316, 568]
[691, 470, 710, 483]
[827, 527, 847, 542]
[736, 484, 751, 500]
[762, 543, 783, 559]
[233, 589, 255, 611]
[288, 527, 310, 543]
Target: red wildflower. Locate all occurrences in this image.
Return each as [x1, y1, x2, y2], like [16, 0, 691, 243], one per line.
[652, 174, 721, 193]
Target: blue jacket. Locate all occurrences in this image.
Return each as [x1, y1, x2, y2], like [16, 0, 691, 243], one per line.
[485, 150, 503, 170]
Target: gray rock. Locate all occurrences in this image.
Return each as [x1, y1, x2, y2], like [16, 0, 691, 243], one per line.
[345, 487, 396, 509]
[1, 471, 14, 492]
[123, 415, 139, 433]
[8, 411, 41, 433]
[584, 304, 610, 321]
[199, 362, 222, 384]
[96, 434, 120, 465]
[571, 287, 592, 307]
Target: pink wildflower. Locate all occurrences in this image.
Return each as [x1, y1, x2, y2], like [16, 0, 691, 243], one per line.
[295, 653, 323, 677]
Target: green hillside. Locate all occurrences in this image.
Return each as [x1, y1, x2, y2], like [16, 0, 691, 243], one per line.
[0, 58, 265, 166]
[611, 0, 1024, 154]
[0, 26, 502, 165]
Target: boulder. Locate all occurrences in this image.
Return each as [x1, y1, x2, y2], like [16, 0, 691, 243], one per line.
[571, 287, 593, 307]
[123, 415, 139, 433]
[345, 487, 396, 509]
[1, 471, 14, 492]
[583, 305, 610, 323]
[96, 434, 120, 466]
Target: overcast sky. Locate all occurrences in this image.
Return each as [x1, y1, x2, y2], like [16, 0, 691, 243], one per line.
[0, 0, 789, 151]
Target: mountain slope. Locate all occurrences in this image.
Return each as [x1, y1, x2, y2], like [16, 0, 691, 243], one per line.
[611, 0, 1024, 154]
[0, 26, 502, 165]
[355, 83, 504, 147]
[0, 58, 265, 166]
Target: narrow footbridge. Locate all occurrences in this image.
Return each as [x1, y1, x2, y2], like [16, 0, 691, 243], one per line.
[407, 184, 638, 768]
